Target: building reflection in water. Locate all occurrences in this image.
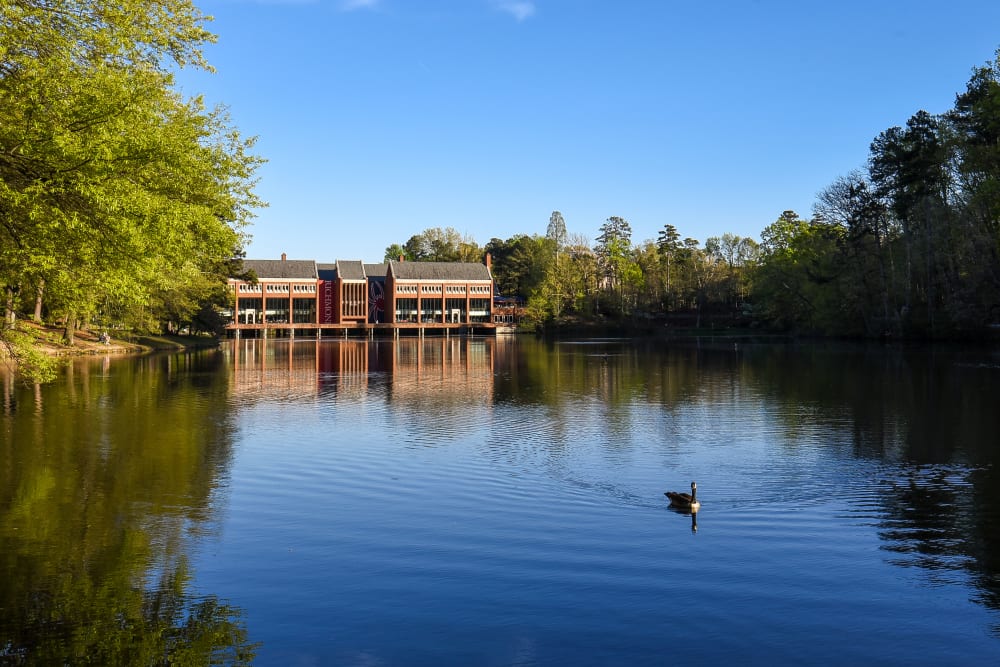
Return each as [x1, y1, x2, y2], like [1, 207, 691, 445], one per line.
[224, 337, 499, 405]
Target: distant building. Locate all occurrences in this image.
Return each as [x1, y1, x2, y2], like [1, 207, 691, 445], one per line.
[226, 253, 495, 336]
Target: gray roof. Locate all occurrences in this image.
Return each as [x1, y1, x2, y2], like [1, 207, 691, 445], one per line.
[243, 259, 318, 280]
[364, 263, 388, 277]
[336, 260, 366, 281]
[316, 263, 336, 280]
[388, 260, 492, 281]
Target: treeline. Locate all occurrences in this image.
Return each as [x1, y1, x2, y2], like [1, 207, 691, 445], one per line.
[388, 49, 1000, 338]
[0, 1, 262, 381]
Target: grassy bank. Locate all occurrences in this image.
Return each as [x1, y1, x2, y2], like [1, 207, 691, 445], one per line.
[8, 321, 219, 357]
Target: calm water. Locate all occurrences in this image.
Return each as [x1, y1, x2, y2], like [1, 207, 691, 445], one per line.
[2, 337, 1000, 665]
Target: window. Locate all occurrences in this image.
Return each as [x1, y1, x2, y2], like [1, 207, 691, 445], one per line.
[394, 298, 418, 322]
[293, 298, 316, 323]
[420, 298, 443, 322]
[469, 298, 490, 322]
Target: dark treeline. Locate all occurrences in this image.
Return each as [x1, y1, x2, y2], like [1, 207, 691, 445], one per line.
[388, 50, 1000, 339]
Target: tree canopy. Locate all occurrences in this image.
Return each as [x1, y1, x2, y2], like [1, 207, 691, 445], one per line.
[0, 0, 264, 380]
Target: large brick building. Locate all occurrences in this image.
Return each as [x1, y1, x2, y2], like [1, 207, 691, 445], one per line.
[226, 254, 495, 337]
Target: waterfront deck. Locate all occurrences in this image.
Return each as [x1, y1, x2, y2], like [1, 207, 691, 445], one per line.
[224, 321, 497, 339]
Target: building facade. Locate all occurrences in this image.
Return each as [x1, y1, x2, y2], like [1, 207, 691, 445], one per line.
[226, 253, 495, 336]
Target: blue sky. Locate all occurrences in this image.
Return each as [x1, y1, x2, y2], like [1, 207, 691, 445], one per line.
[177, 0, 1000, 262]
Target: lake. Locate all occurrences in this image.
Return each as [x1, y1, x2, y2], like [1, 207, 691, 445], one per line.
[2, 336, 999, 665]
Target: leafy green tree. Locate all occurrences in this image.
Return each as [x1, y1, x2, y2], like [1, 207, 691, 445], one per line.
[754, 211, 849, 332]
[531, 251, 580, 320]
[705, 232, 758, 316]
[486, 234, 554, 300]
[0, 0, 263, 380]
[384, 243, 410, 262]
[594, 216, 636, 315]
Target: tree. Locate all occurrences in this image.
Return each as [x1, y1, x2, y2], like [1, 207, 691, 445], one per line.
[0, 1, 263, 380]
[754, 212, 849, 332]
[870, 111, 951, 334]
[485, 234, 555, 301]
[947, 50, 1000, 327]
[593, 216, 635, 315]
[393, 227, 480, 263]
[815, 171, 899, 335]
[704, 233, 759, 316]
[546, 210, 567, 250]
[384, 243, 409, 262]
[592, 217, 637, 315]
[656, 224, 682, 311]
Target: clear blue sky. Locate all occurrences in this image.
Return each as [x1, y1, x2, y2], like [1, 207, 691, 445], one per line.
[177, 0, 1000, 262]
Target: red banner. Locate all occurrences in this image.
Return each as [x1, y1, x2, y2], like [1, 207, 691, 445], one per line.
[320, 280, 336, 324]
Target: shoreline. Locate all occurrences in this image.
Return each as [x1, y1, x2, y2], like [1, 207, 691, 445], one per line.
[9, 322, 220, 358]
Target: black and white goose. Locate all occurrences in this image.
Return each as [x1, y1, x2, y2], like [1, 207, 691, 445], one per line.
[665, 482, 701, 511]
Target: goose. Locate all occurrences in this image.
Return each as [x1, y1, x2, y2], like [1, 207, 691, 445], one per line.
[665, 482, 700, 511]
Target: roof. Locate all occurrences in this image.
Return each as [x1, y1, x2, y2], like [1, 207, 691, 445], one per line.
[242, 259, 318, 280]
[388, 260, 492, 282]
[336, 260, 366, 281]
[364, 263, 388, 278]
[316, 262, 337, 280]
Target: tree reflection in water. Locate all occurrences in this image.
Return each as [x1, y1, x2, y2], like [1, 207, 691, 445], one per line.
[491, 338, 1000, 624]
[0, 350, 258, 664]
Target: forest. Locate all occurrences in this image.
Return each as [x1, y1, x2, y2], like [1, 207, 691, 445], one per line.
[389, 50, 1000, 340]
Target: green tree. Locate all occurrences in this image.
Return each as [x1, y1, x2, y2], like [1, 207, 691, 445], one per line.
[0, 1, 263, 380]
[656, 223, 682, 311]
[705, 232, 758, 316]
[384, 243, 410, 262]
[486, 234, 555, 300]
[754, 211, 849, 332]
[546, 210, 567, 250]
[594, 216, 636, 315]
[870, 111, 951, 333]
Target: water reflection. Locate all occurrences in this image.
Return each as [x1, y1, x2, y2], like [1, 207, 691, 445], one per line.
[222, 337, 1000, 616]
[492, 338, 1000, 620]
[666, 506, 699, 533]
[0, 351, 257, 664]
[3, 338, 1000, 659]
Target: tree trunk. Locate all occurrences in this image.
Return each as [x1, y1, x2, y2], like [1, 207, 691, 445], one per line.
[63, 310, 76, 346]
[4, 286, 16, 325]
[33, 280, 44, 322]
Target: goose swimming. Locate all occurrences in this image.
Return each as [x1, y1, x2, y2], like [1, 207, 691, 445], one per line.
[665, 481, 700, 511]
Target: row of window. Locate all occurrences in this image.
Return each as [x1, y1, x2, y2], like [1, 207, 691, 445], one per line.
[237, 283, 317, 294]
[236, 281, 490, 297]
[395, 283, 492, 295]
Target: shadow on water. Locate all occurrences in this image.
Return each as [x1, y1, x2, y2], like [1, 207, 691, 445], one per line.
[0, 350, 258, 664]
